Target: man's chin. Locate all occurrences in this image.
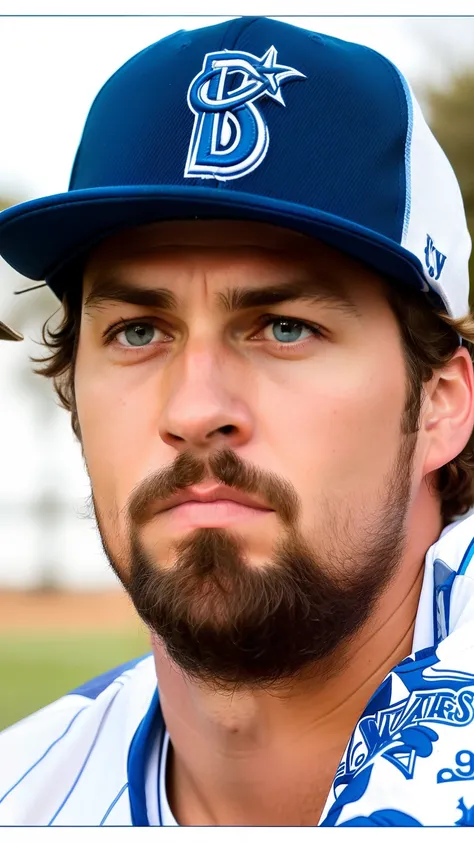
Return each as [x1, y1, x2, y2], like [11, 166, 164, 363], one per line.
[139, 521, 279, 571]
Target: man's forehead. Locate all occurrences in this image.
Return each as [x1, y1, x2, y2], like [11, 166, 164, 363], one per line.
[83, 219, 381, 300]
[81, 217, 378, 321]
[87, 219, 312, 261]
[80, 220, 391, 323]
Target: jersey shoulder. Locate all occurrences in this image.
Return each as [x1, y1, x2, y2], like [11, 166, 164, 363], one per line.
[0, 652, 156, 826]
[67, 653, 149, 699]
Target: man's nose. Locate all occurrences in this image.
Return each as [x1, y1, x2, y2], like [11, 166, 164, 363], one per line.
[158, 346, 254, 453]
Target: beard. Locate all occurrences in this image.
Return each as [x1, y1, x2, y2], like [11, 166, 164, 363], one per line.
[96, 437, 416, 689]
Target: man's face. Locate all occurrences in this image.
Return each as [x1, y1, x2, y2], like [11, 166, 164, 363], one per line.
[76, 220, 416, 686]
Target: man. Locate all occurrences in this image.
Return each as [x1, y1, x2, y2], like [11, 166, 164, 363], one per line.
[0, 16, 473, 828]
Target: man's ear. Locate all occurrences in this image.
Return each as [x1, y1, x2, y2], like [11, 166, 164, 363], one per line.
[421, 347, 474, 477]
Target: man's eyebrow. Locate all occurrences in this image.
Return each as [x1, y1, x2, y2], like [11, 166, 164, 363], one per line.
[83, 278, 178, 312]
[83, 276, 359, 317]
[217, 279, 359, 316]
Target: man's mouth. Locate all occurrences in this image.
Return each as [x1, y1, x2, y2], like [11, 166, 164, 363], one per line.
[153, 482, 274, 529]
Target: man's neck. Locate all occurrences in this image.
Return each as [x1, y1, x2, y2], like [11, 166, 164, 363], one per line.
[151, 554, 426, 826]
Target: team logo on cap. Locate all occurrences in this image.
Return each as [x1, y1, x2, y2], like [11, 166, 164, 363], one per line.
[184, 46, 305, 181]
[424, 234, 447, 281]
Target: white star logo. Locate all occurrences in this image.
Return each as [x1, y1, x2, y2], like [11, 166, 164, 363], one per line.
[258, 46, 306, 106]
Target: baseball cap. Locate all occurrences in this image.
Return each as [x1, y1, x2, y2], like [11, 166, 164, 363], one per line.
[0, 16, 470, 317]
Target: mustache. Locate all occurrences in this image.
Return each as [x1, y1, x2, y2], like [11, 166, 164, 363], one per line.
[128, 449, 300, 527]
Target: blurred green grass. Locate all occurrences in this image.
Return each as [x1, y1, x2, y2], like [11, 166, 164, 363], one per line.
[0, 629, 150, 731]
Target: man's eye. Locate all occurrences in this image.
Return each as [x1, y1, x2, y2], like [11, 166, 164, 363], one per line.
[259, 317, 321, 344]
[115, 323, 164, 347]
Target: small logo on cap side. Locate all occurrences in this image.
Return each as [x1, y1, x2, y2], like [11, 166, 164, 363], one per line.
[424, 234, 447, 281]
[184, 46, 305, 181]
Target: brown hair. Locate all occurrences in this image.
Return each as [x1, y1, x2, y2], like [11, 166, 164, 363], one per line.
[34, 278, 474, 525]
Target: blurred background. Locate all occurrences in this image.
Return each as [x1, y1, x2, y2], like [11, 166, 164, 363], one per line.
[0, 14, 473, 729]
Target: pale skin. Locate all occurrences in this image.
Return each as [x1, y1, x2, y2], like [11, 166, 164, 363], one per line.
[75, 220, 474, 825]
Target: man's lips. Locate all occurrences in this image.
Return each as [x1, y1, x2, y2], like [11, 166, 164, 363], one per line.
[154, 483, 273, 515]
[151, 483, 274, 528]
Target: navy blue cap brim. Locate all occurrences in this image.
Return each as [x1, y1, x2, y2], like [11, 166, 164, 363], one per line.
[0, 185, 431, 302]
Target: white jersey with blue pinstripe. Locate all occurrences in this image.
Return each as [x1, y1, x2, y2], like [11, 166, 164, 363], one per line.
[2, 514, 474, 827]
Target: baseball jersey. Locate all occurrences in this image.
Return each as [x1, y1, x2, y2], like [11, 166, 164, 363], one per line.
[2, 514, 474, 826]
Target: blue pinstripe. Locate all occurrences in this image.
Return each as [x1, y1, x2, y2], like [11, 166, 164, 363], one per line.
[48, 682, 126, 825]
[99, 782, 129, 826]
[459, 535, 474, 576]
[0, 706, 89, 806]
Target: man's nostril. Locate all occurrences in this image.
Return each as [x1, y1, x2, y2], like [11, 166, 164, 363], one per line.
[218, 425, 235, 436]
